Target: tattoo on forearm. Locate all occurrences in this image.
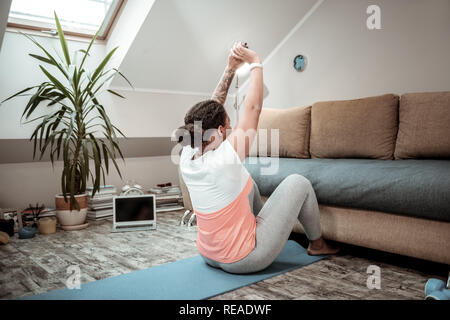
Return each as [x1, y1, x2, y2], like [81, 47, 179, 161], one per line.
[211, 67, 235, 105]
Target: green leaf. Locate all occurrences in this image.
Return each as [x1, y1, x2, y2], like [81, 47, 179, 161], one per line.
[83, 70, 117, 103]
[39, 65, 74, 103]
[54, 11, 71, 66]
[88, 169, 95, 189]
[64, 111, 76, 148]
[22, 114, 47, 125]
[79, 159, 87, 193]
[1, 86, 38, 105]
[30, 127, 40, 159]
[91, 47, 117, 81]
[102, 143, 109, 174]
[40, 130, 59, 161]
[82, 139, 89, 180]
[47, 95, 65, 107]
[22, 83, 54, 119]
[113, 68, 134, 89]
[29, 54, 55, 65]
[61, 165, 67, 202]
[71, 195, 80, 211]
[78, 49, 90, 57]
[107, 89, 125, 99]
[79, 17, 104, 71]
[56, 130, 65, 159]
[23, 84, 48, 119]
[50, 148, 55, 167]
[68, 64, 75, 85]
[63, 129, 71, 168]
[38, 115, 51, 150]
[112, 125, 126, 138]
[72, 66, 82, 94]
[100, 165, 106, 187]
[89, 134, 102, 196]
[51, 107, 67, 130]
[69, 162, 76, 209]
[112, 140, 124, 161]
[104, 144, 122, 179]
[20, 32, 68, 79]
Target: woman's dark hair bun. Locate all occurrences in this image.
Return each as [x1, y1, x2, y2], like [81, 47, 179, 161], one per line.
[174, 99, 227, 149]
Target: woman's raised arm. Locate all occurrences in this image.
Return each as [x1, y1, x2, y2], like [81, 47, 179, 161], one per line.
[227, 44, 263, 161]
[211, 44, 245, 105]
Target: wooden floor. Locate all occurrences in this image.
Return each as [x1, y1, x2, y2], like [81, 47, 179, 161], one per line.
[0, 210, 447, 300]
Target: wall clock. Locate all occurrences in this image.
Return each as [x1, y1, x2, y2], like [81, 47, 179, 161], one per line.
[293, 54, 307, 71]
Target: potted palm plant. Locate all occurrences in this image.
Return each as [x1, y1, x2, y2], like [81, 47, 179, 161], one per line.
[1, 13, 132, 230]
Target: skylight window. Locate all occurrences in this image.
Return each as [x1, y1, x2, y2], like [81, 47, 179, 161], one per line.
[7, 0, 124, 40]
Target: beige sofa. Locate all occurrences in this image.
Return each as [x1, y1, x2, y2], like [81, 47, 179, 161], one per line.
[180, 92, 450, 265]
[249, 92, 450, 265]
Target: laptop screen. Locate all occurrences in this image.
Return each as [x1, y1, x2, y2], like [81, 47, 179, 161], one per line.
[114, 196, 155, 222]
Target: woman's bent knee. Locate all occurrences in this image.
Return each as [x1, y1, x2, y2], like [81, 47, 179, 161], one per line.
[283, 174, 312, 189]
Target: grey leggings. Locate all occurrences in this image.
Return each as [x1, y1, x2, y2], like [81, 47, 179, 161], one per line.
[201, 174, 322, 274]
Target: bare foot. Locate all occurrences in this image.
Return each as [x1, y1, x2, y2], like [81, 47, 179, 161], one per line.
[307, 237, 340, 256]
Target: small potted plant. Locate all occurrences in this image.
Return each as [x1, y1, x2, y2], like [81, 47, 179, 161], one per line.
[1, 13, 132, 230]
[18, 204, 41, 239]
[21, 203, 45, 229]
[21, 203, 57, 235]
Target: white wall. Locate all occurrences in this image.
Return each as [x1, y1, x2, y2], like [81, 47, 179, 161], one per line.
[105, 0, 156, 89]
[110, 0, 317, 93]
[103, 89, 210, 137]
[104, 88, 240, 137]
[0, 31, 208, 209]
[0, 156, 179, 209]
[262, 0, 450, 109]
[2, 0, 449, 209]
[0, 31, 213, 139]
[0, 32, 106, 138]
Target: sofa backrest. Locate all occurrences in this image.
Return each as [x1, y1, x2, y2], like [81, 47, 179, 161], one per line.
[310, 94, 399, 160]
[395, 91, 450, 159]
[249, 91, 449, 160]
[249, 106, 311, 158]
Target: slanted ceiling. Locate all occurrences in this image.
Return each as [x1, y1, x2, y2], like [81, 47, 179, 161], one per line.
[111, 0, 317, 94]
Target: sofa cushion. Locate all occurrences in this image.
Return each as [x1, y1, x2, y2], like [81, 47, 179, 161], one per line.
[310, 94, 399, 160]
[249, 106, 311, 158]
[244, 157, 450, 222]
[395, 91, 450, 159]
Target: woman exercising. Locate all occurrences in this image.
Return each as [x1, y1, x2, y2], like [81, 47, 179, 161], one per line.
[177, 42, 339, 274]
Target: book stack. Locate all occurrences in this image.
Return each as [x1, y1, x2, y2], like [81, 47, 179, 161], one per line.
[40, 207, 56, 218]
[87, 185, 117, 220]
[148, 184, 184, 213]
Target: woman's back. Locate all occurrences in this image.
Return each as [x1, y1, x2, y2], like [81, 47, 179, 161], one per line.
[180, 139, 256, 263]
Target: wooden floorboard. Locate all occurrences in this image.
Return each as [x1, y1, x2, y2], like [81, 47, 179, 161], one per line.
[0, 210, 447, 300]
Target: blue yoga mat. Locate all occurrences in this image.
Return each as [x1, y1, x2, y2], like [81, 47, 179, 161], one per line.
[22, 240, 324, 300]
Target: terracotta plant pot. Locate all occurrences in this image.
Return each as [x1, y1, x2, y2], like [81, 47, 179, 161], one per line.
[55, 194, 88, 227]
[38, 217, 57, 234]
